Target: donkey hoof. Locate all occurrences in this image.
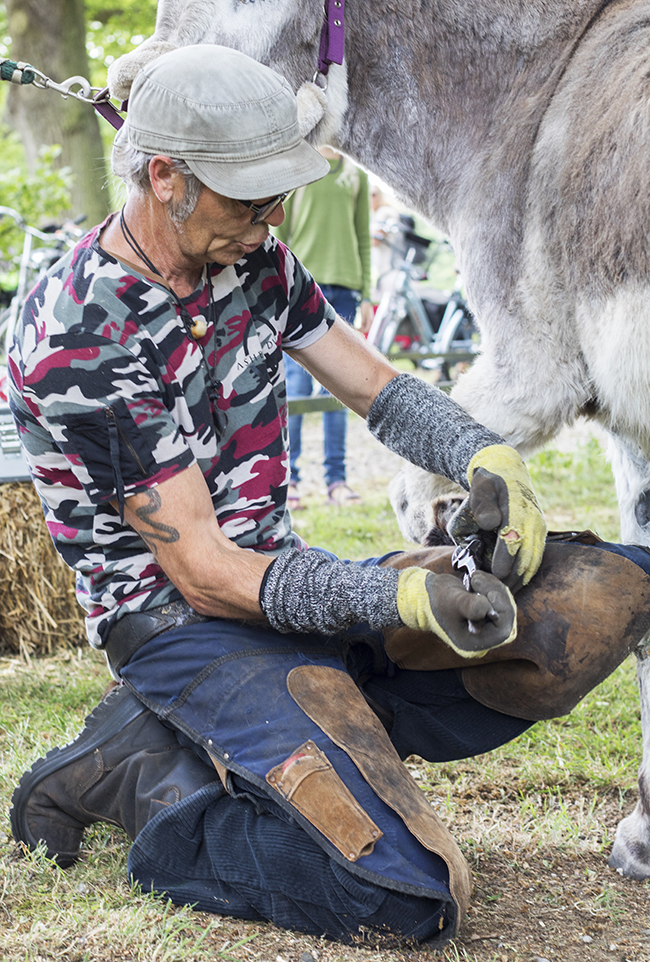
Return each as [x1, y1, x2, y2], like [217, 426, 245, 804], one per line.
[609, 805, 650, 879]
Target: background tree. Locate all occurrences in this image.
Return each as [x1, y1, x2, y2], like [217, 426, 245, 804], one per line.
[85, 0, 158, 62]
[4, 0, 111, 227]
[2, 0, 157, 227]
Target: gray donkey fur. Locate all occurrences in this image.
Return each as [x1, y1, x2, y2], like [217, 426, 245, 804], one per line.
[108, 0, 650, 878]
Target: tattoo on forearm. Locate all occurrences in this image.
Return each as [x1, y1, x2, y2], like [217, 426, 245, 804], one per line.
[133, 488, 180, 556]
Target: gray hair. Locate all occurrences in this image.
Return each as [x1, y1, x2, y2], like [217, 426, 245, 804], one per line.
[111, 140, 204, 224]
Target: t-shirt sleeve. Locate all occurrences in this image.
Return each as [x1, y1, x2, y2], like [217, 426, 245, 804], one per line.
[273, 238, 336, 350]
[10, 329, 195, 508]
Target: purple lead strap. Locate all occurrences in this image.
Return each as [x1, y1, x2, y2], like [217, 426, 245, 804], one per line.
[92, 88, 127, 130]
[318, 0, 346, 75]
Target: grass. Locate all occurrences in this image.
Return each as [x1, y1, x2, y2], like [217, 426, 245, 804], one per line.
[528, 436, 621, 542]
[1, 432, 644, 961]
[292, 489, 414, 559]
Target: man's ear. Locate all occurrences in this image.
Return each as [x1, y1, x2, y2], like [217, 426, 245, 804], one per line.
[148, 156, 183, 205]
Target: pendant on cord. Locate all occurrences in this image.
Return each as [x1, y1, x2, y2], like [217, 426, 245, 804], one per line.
[190, 315, 208, 340]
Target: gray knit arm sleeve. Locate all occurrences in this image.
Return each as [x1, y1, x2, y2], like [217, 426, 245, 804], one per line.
[366, 372, 504, 489]
[259, 548, 403, 635]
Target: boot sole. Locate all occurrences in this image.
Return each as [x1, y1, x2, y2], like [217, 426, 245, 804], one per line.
[10, 686, 148, 859]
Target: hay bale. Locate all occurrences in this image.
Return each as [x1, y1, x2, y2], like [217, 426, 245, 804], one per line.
[0, 482, 85, 657]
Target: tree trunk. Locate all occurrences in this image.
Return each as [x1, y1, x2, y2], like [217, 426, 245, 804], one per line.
[5, 0, 111, 227]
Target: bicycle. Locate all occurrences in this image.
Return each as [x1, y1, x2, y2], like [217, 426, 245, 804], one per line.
[0, 206, 85, 358]
[367, 217, 478, 381]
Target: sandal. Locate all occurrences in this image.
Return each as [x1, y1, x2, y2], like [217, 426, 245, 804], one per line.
[326, 482, 361, 506]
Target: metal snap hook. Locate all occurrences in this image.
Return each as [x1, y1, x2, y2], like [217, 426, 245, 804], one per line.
[58, 75, 93, 100]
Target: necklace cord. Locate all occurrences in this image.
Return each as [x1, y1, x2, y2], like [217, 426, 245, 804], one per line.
[118, 207, 224, 433]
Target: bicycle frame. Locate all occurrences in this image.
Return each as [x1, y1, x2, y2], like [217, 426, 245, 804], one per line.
[367, 225, 477, 364]
[368, 246, 439, 354]
[0, 206, 81, 354]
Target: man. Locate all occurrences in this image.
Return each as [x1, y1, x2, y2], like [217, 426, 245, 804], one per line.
[10, 44, 637, 948]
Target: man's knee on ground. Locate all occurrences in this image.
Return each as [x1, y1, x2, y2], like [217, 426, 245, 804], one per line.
[329, 860, 450, 945]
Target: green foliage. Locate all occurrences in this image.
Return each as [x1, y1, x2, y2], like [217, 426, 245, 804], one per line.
[292, 491, 413, 560]
[0, 1, 158, 86]
[86, 0, 158, 79]
[0, 144, 73, 288]
[83, 0, 159, 204]
[0, 144, 72, 230]
[528, 436, 620, 541]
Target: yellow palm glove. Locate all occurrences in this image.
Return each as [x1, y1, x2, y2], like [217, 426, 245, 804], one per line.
[467, 444, 547, 591]
[396, 567, 517, 658]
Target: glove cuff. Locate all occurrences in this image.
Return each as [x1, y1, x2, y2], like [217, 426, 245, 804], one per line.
[396, 567, 442, 634]
[467, 443, 525, 485]
[366, 373, 504, 489]
[259, 548, 403, 635]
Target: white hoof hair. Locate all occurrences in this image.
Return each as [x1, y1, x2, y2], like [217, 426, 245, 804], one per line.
[107, 40, 178, 100]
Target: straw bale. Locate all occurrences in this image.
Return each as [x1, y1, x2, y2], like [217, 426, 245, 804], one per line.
[0, 481, 85, 657]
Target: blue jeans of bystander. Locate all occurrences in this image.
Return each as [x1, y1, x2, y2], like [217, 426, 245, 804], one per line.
[285, 284, 360, 487]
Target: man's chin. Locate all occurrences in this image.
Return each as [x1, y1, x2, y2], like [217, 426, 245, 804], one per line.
[213, 241, 262, 266]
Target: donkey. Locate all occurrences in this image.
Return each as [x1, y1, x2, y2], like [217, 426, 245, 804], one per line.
[107, 0, 650, 879]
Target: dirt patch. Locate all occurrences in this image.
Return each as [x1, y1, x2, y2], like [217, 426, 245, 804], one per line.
[458, 834, 650, 961]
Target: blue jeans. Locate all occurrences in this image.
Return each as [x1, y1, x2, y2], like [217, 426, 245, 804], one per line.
[285, 284, 360, 487]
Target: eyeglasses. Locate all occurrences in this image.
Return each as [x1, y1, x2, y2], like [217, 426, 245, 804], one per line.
[236, 190, 294, 225]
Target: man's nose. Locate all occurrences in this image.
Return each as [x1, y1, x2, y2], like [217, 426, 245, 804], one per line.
[265, 203, 286, 228]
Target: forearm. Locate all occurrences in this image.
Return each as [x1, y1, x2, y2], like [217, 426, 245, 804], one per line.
[365, 373, 547, 589]
[292, 318, 398, 418]
[177, 541, 272, 620]
[366, 372, 504, 488]
[119, 467, 272, 621]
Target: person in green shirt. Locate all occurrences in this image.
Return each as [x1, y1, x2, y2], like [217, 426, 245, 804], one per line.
[275, 147, 373, 507]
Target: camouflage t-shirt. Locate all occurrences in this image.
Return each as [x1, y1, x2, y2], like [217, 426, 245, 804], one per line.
[8, 216, 335, 648]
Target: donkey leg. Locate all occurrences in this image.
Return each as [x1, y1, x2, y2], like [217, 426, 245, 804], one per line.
[389, 342, 589, 545]
[607, 433, 650, 546]
[609, 644, 650, 878]
[388, 466, 466, 544]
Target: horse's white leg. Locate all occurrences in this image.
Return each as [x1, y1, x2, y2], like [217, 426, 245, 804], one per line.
[604, 436, 650, 875]
[576, 278, 650, 544]
[388, 467, 465, 544]
[609, 641, 650, 878]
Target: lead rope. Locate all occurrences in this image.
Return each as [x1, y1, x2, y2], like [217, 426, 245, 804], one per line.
[0, 57, 125, 129]
[317, 0, 346, 78]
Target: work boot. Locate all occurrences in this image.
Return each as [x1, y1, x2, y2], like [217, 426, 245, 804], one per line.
[10, 685, 219, 868]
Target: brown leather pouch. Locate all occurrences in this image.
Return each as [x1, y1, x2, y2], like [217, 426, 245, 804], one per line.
[266, 739, 382, 861]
